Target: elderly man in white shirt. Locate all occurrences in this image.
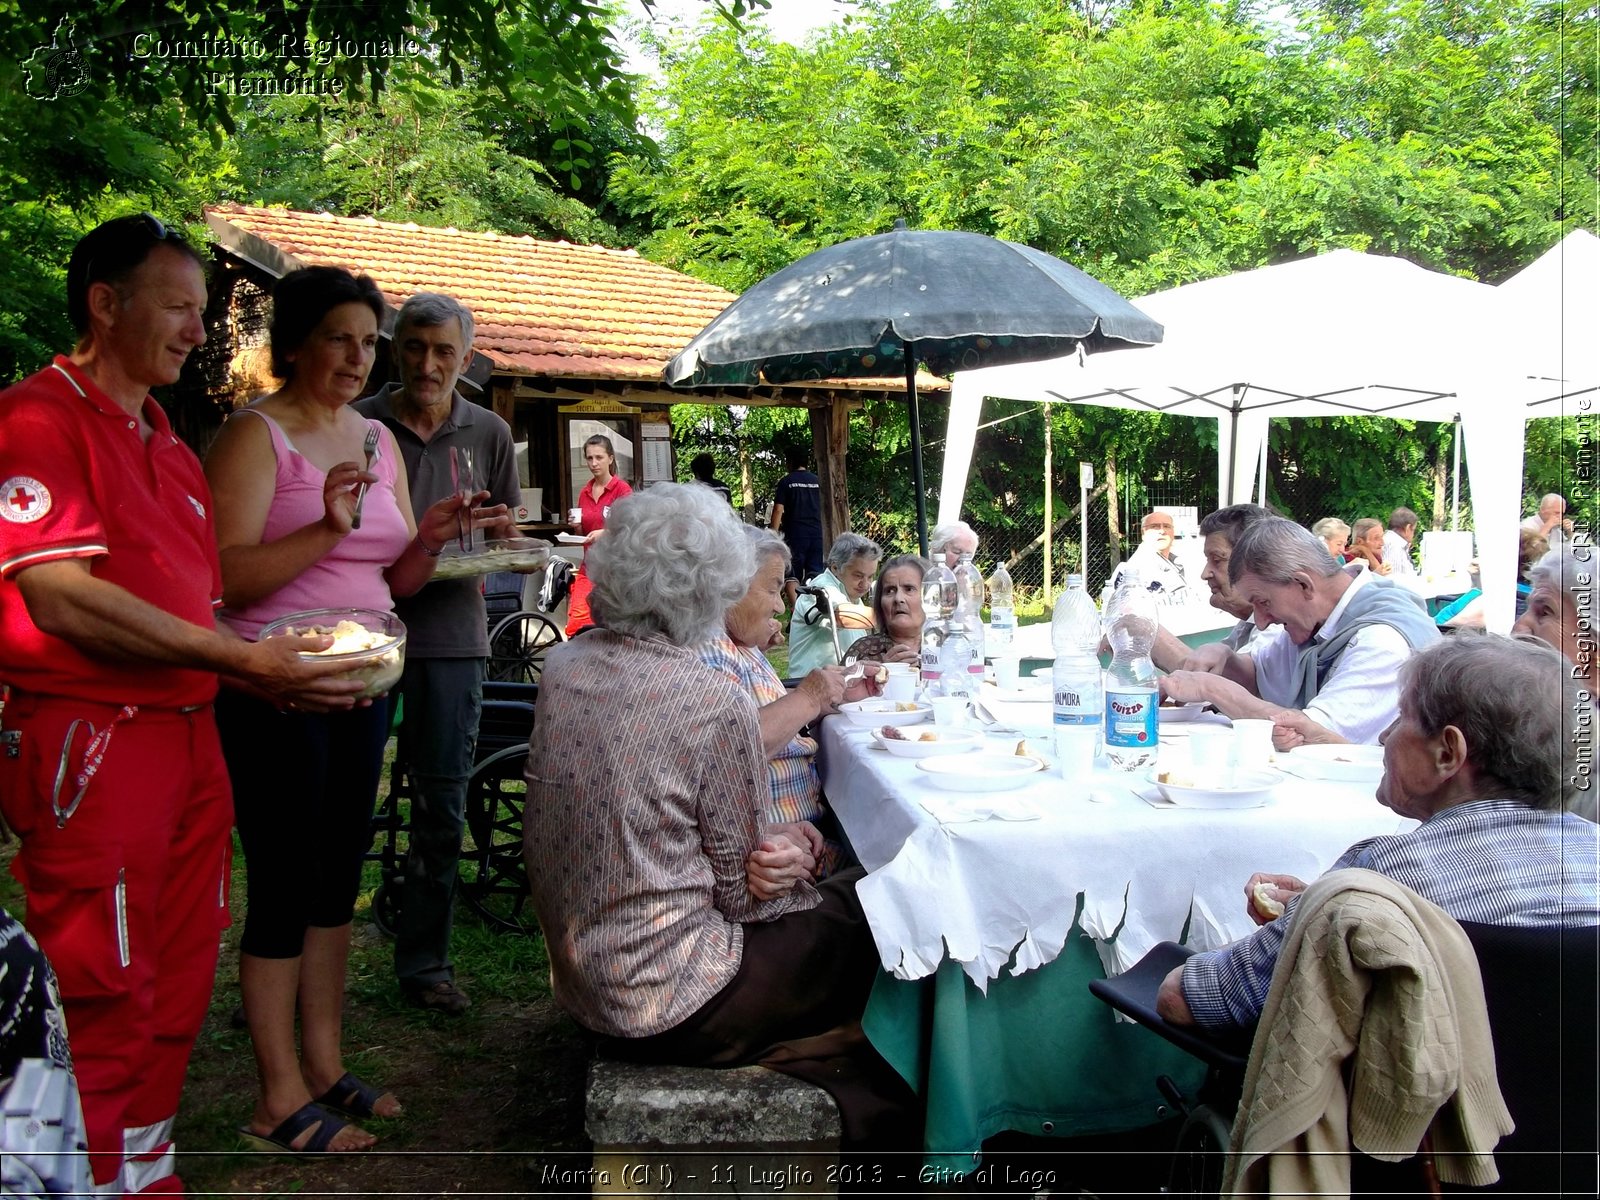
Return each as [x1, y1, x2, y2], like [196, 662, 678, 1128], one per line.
[1160, 518, 1439, 746]
[1382, 506, 1419, 578]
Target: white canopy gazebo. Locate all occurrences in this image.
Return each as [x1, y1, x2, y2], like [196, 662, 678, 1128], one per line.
[939, 243, 1589, 632]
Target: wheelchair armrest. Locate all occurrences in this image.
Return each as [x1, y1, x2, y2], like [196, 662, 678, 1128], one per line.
[1088, 941, 1253, 1073]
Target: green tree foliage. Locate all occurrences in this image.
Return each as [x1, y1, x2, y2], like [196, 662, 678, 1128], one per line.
[625, 0, 1592, 570]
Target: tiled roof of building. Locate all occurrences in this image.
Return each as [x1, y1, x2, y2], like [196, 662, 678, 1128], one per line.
[204, 203, 738, 383]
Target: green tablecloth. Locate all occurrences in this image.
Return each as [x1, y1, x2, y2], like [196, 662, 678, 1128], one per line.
[863, 928, 1205, 1166]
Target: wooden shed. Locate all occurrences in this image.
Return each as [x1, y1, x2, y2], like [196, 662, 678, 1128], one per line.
[202, 204, 942, 540]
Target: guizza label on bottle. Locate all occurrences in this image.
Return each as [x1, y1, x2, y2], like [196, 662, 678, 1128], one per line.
[1104, 689, 1157, 747]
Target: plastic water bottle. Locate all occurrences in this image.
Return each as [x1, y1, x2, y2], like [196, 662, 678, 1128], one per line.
[952, 553, 986, 690]
[1051, 574, 1103, 776]
[938, 620, 975, 698]
[988, 562, 1015, 649]
[919, 560, 957, 697]
[1102, 568, 1160, 771]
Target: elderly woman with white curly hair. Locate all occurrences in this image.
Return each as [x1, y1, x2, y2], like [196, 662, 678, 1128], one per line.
[521, 484, 916, 1146]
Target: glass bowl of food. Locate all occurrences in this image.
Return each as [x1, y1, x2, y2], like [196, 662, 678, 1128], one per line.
[259, 607, 406, 701]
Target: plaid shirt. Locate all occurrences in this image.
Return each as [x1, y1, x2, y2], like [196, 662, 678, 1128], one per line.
[1182, 799, 1600, 1030]
[697, 636, 839, 875]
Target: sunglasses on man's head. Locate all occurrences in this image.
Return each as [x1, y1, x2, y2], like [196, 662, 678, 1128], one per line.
[74, 213, 176, 290]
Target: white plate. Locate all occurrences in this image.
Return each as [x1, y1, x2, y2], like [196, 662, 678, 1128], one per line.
[872, 729, 984, 758]
[1283, 744, 1386, 782]
[838, 699, 933, 728]
[555, 532, 588, 544]
[1147, 766, 1285, 809]
[1158, 702, 1211, 724]
[916, 753, 1045, 792]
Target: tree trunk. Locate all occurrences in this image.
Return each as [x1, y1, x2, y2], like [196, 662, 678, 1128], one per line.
[737, 437, 757, 524]
[1431, 431, 1448, 530]
[1105, 451, 1122, 568]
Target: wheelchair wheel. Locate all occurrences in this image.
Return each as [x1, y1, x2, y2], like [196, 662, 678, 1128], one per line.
[1163, 1102, 1232, 1198]
[487, 611, 562, 684]
[457, 745, 537, 935]
[370, 878, 400, 938]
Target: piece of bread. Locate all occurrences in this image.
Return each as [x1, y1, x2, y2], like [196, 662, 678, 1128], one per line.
[1251, 881, 1286, 920]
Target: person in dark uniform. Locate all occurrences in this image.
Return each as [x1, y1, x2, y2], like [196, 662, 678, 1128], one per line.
[689, 453, 733, 506]
[770, 448, 824, 608]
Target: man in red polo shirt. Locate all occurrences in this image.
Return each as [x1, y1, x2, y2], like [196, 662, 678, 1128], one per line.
[0, 215, 363, 1194]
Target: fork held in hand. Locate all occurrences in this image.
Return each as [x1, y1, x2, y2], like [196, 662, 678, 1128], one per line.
[351, 426, 379, 530]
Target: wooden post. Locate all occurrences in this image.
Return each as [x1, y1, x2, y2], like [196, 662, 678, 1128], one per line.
[811, 399, 852, 544]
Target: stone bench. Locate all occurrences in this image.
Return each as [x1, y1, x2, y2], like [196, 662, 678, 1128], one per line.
[584, 1060, 841, 1196]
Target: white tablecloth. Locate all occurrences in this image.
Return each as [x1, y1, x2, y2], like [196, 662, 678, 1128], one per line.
[819, 717, 1415, 992]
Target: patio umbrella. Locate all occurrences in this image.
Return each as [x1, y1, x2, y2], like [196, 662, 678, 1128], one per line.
[664, 223, 1162, 555]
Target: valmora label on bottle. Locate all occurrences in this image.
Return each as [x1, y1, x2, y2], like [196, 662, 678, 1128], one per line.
[1105, 690, 1157, 747]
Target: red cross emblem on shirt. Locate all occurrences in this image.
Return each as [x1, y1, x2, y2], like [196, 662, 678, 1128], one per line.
[1, 476, 52, 524]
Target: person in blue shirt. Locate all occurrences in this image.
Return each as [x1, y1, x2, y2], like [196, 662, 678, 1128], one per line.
[770, 448, 824, 608]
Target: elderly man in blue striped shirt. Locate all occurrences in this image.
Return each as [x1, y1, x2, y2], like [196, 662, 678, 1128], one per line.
[1158, 634, 1600, 1030]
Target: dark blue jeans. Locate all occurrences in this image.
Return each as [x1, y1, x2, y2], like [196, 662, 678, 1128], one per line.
[392, 657, 484, 991]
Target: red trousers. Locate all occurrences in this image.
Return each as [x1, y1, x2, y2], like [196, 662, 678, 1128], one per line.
[564, 566, 595, 637]
[0, 694, 233, 1195]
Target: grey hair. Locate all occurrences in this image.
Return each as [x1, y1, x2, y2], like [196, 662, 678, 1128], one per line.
[1402, 634, 1578, 810]
[826, 531, 881, 572]
[1529, 545, 1600, 633]
[1389, 506, 1419, 533]
[396, 292, 476, 348]
[1229, 518, 1344, 586]
[930, 520, 978, 555]
[587, 483, 754, 645]
[743, 524, 791, 571]
[1198, 503, 1275, 546]
[1312, 516, 1351, 541]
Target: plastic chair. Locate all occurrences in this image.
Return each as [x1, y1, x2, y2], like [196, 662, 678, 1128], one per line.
[1090, 924, 1600, 1197]
[1453, 921, 1599, 1197]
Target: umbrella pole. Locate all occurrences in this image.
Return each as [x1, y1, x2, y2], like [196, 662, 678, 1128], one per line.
[1451, 414, 1462, 530]
[907, 345, 930, 557]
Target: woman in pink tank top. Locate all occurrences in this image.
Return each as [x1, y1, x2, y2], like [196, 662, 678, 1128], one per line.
[203, 267, 492, 1155]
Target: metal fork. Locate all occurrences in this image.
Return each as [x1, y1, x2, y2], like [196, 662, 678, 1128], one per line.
[351, 425, 380, 529]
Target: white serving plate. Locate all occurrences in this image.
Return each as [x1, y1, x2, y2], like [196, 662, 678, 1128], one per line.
[872, 728, 984, 758]
[838, 699, 933, 728]
[1147, 766, 1285, 809]
[1158, 701, 1211, 724]
[1283, 743, 1386, 783]
[916, 753, 1045, 792]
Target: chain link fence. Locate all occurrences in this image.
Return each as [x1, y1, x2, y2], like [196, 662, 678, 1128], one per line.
[673, 405, 1492, 613]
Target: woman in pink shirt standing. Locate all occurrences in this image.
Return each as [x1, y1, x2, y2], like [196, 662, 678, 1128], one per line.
[564, 432, 632, 635]
[205, 267, 485, 1156]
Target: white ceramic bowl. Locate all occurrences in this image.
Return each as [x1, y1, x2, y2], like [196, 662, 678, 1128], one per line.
[916, 753, 1045, 792]
[838, 699, 932, 728]
[873, 728, 984, 758]
[1148, 766, 1285, 809]
[1285, 743, 1386, 783]
[1158, 701, 1210, 724]
[259, 607, 405, 701]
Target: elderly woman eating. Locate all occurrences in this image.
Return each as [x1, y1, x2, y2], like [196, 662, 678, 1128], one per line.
[522, 484, 915, 1145]
[788, 532, 881, 676]
[699, 527, 880, 874]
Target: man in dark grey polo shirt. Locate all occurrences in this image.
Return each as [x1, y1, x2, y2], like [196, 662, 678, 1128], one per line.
[356, 293, 520, 1014]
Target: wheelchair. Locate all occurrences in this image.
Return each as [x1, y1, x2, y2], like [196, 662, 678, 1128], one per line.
[1090, 924, 1599, 1197]
[367, 613, 552, 937]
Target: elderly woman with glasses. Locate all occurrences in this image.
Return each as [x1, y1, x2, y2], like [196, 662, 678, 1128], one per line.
[522, 484, 915, 1146]
[788, 532, 881, 675]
